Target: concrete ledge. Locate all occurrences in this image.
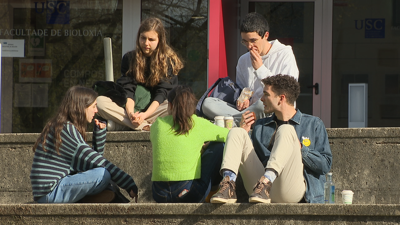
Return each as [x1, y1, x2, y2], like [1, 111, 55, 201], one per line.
[1, 204, 400, 224]
[2, 128, 400, 204]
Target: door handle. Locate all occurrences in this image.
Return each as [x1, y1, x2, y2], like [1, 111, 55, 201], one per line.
[307, 83, 319, 95]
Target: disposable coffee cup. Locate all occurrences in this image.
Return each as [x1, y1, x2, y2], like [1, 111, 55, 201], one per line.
[341, 190, 354, 204]
[224, 116, 234, 129]
[214, 116, 225, 127]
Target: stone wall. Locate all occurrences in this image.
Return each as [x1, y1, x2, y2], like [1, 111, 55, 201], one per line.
[1, 128, 400, 204]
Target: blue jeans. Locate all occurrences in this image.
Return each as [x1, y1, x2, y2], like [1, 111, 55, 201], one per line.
[152, 142, 224, 203]
[37, 167, 111, 203]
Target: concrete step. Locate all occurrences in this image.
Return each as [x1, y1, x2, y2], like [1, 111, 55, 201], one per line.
[1, 128, 400, 204]
[1, 203, 400, 224]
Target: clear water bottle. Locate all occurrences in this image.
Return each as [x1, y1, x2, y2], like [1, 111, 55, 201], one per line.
[324, 172, 335, 203]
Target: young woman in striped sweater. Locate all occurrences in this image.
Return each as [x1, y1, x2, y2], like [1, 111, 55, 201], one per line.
[30, 86, 138, 203]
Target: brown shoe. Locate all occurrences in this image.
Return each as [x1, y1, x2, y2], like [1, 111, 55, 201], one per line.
[79, 190, 115, 203]
[210, 176, 237, 203]
[248, 176, 272, 203]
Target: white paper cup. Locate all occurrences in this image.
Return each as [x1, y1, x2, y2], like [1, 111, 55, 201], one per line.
[341, 190, 354, 204]
[214, 116, 225, 127]
[224, 116, 234, 129]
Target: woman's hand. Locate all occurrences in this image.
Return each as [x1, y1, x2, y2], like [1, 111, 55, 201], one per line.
[94, 119, 106, 129]
[130, 112, 148, 127]
[129, 189, 138, 203]
[201, 142, 210, 155]
[125, 98, 136, 118]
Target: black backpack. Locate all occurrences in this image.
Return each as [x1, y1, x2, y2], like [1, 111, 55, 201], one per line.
[196, 77, 242, 117]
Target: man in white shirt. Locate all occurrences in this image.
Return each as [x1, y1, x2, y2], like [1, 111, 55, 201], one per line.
[202, 12, 299, 124]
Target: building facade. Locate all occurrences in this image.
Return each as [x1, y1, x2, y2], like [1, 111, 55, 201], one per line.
[0, 0, 399, 132]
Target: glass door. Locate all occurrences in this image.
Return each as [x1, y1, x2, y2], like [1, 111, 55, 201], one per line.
[240, 0, 332, 126]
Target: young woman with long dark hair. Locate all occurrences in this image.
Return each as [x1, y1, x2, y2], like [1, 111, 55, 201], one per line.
[97, 17, 183, 131]
[150, 85, 228, 203]
[30, 86, 138, 203]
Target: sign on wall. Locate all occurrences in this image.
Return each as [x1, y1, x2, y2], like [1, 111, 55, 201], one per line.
[35, 1, 70, 24]
[0, 39, 24, 57]
[355, 18, 385, 38]
[14, 83, 48, 108]
[19, 59, 52, 83]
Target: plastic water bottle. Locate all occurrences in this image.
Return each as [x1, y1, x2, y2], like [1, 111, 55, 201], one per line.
[324, 172, 335, 203]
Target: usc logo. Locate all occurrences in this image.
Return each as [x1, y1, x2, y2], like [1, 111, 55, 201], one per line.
[34, 1, 70, 24]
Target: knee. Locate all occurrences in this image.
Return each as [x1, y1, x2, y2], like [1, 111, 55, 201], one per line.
[92, 167, 111, 183]
[96, 96, 110, 111]
[277, 124, 296, 133]
[203, 97, 213, 104]
[202, 97, 221, 109]
[227, 127, 248, 139]
[202, 98, 212, 111]
[276, 125, 297, 139]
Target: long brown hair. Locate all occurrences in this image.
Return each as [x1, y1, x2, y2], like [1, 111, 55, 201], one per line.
[167, 85, 197, 135]
[128, 17, 183, 87]
[33, 86, 98, 153]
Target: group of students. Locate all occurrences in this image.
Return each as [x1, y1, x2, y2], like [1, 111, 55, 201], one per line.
[30, 13, 332, 204]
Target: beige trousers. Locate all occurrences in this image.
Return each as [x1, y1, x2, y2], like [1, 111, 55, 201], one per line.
[96, 96, 169, 130]
[221, 125, 306, 203]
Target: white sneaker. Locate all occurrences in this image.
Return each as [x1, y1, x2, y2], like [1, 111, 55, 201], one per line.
[107, 120, 130, 131]
[107, 120, 115, 131]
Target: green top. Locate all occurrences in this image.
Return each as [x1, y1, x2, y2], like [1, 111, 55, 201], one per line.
[150, 115, 229, 181]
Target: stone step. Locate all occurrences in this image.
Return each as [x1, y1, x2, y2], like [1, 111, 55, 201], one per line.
[1, 128, 400, 204]
[1, 203, 400, 224]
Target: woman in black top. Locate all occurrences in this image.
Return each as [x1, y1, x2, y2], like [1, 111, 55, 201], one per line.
[97, 17, 183, 131]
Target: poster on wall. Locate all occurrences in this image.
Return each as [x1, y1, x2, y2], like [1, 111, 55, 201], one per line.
[32, 84, 48, 107]
[28, 35, 45, 56]
[14, 83, 48, 108]
[0, 39, 24, 57]
[14, 83, 31, 107]
[19, 59, 52, 83]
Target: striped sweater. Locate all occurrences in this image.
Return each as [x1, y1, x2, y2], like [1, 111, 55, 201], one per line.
[30, 122, 136, 201]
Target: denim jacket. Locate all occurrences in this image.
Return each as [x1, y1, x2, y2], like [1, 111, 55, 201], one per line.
[251, 110, 332, 203]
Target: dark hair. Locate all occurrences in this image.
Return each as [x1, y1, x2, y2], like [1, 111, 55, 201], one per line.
[261, 74, 300, 105]
[167, 85, 197, 135]
[240, 12, 270, 37]
[128, 17, 183, 87]
[33, 86, 98, 153]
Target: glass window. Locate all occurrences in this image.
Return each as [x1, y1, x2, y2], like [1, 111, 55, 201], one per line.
[141, 0, 208, 98]
[251, 2, 315, 115]
[0, 0, 123, 132]
[332, 0, 400, 127]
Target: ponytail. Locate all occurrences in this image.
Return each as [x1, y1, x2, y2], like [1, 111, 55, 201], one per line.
[167, 85, 197, 135]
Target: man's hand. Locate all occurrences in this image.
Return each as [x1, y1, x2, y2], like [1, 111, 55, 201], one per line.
[94, 119, 106, 129]
[250, 47, 263, 70]
[240, 111, 256, 132]
[237, 99, 250, 111]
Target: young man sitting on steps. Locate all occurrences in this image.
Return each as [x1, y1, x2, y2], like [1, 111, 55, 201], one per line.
[210, 74, 332, 203]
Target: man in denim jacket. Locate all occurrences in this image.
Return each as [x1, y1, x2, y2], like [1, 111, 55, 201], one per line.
[210, 74, 332, 203]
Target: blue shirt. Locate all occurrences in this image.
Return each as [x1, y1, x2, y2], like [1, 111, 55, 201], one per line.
[251, 109, 332, 203]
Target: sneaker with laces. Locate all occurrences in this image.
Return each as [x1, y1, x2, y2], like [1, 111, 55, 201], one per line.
[210, 176, 237, 203]
[248, 176, 272, 203]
